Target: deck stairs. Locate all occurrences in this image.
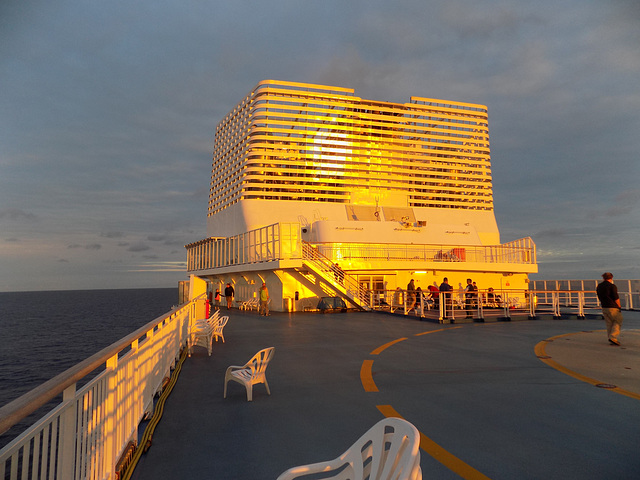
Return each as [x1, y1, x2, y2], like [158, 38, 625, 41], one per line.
[297, 242, 371, 311]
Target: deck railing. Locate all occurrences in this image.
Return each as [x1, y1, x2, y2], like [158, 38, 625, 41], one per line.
[313, 236, 536, 265]
[185, 224, 536, 273]
[0, 295, 203, 480]
[375, 287, 636, 322]
[185, 223, 302, 271]
[530, 279, 640, 310]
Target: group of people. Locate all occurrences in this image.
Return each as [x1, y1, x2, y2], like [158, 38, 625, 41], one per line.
[404, 277, 456, 315]
[402, 277, 506, 319]
[208, 282, 271, 316]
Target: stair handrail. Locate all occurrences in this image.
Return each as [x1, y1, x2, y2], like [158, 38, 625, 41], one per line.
[301, 242, 371, 309]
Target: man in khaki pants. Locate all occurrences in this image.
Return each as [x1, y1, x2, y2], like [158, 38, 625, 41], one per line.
[259, 283, 270, 316]
[596, 272, 624, 345]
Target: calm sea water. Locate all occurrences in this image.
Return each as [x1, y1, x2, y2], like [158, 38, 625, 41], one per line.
[0, 288, 178, 446]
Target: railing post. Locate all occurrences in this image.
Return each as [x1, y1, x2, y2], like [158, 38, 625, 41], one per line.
[103, 355, 118, 480]
[552, 292, 561, 318]
[57, 384, 77, 480]
[578, 292, 585, 319]
[529, 293, 536, 318]
[403, 290, 408, 315]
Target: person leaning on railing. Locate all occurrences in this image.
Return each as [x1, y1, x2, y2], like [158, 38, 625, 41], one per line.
[596, 272, 624, 346]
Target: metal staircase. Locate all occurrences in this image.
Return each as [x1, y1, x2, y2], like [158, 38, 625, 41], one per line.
[300, 242, 371, 310]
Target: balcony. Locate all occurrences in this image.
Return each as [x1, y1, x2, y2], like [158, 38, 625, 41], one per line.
[185, 223, 537, 275]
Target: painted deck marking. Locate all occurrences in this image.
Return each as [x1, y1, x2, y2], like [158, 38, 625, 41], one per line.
[360, 360, 378, 392]
[535, 332, 640, 401]
[370, 337, 407, 355]
[377, 405, 492, 480]
[414, 326, 462, 336]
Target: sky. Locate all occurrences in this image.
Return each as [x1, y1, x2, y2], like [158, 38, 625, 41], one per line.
[1, 0, 639, 292]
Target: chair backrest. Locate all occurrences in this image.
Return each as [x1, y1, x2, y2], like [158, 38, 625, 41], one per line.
[343, 417, 421, 480]
[246, 347, 275, 377]
[214, 316, 228, 333]
[276, 417, 421, 480]
[204, 310, 220, 325]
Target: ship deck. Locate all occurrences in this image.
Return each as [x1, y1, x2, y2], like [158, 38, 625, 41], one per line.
[130, 309, 640, 480]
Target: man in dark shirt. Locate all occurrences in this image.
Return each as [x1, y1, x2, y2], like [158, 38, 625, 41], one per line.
[438, 277, 452, 319]
[596, 272, 624, 345]
[224, 283, 235, 310]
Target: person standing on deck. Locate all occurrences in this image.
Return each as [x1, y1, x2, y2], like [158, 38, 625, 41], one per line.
[259, 283, 270, 316]
[596, 272, 624, 345]
[407, 278, 416, 313]
[428, 282, 439, 309]
[464, 278, 477, 318]
[224, 283, 235, 310]
[439, 277, 452, 319]
[214, 289, 221, 310]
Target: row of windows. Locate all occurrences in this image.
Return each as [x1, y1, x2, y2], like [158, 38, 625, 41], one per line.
[209, 82, 494, 216]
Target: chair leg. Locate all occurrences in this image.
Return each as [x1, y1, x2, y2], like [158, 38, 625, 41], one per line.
[245, 384, 253, 402]
[223, 379, 228, 398]
[264, 379, 271, 395]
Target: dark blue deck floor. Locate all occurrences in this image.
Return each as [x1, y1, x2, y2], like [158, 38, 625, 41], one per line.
[130, 309, 640, 480]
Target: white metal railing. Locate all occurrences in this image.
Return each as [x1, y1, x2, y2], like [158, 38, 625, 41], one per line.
[530, 279, 640, 310]
[0, 295, 203, 480]
[186, 228, 536, 274]
[185, 223, 302, 272]
[371, 287, 637, 322]
[313, 237, 536, 266]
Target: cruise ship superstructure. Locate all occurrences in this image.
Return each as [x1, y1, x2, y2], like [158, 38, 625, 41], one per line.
[186, 80, 537, 311]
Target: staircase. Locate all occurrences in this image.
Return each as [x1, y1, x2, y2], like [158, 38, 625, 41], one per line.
[300, 242, 372, 310]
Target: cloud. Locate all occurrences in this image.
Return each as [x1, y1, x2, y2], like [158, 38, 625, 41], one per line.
[101, 231, 125, 238]
[0, 208, 37, 221]
[127, 242, 151, 252]
[590, 188, 640, 218]
[67, 243, 102, 250]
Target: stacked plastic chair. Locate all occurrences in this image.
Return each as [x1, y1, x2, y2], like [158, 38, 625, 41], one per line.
[188, 310, 221, 356]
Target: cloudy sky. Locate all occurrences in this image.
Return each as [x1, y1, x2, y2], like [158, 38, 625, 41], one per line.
[1, 0, 639, 292]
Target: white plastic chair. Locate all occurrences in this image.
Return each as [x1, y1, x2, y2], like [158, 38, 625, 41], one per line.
[188, 311, 220, 357]
[212, 315, 229, 343]
[223, 347, 275, 401]
[276, 417, 422, 480]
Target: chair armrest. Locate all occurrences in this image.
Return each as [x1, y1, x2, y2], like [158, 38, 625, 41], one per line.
[225, 365, 246, 372]
[276, 458, 346, 480]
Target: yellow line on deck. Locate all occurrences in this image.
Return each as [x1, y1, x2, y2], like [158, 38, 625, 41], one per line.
[360, 360, 378, 392]
[414, 326, 462, 336]
[377, 405, 492, 480]
[370, 337, 408, 355]
[535, 334, 640, 401]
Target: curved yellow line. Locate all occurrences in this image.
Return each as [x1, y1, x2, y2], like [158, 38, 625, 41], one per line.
[377, 405, 491, 480]
[415, 326, 462, 336]
[535, 334, 640, 401]
[360, 360, 378, 392]
[370, 337, 407, 355]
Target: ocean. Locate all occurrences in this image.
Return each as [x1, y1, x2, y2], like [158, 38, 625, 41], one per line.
[0, 288, 178, 447]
